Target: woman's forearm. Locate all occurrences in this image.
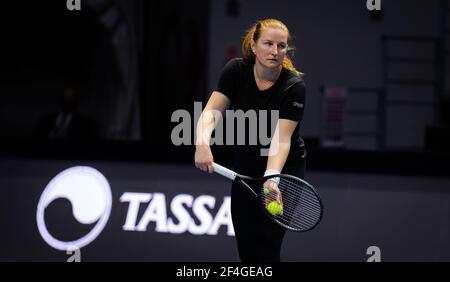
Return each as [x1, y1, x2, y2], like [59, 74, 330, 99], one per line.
[196, 110, 216, 146]
[266, 140, 291, 173]
[195, 91, 230, 146]
[265, 119, 299, 174]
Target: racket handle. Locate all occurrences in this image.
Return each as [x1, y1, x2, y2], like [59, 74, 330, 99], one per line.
[212, 163, 237, 180]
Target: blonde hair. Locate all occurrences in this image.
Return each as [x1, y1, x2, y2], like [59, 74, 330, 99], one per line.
[242, 18, 303, 77]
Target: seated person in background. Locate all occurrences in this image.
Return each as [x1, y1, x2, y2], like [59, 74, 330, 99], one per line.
[34, 87, 98, 140]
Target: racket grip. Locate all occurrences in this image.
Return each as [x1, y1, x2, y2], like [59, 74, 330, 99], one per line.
[212, 163, 237, 180]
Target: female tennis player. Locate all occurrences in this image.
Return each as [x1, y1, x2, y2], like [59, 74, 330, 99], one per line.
[195, 18, 306, 262]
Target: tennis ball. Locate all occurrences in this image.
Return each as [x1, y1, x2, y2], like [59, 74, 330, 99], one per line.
[276, 202, 283, 213]
[267, 201, 282, 216]
[263, 187, 269, 195]
[275, 203, 283, 215]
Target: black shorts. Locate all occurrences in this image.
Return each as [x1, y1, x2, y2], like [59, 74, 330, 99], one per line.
[230, 151, 306, 262]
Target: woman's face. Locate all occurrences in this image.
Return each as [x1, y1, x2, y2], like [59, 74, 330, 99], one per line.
[252, 26, 288, 70]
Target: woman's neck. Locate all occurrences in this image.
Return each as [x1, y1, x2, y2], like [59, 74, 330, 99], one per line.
[253, 62, 282, 83]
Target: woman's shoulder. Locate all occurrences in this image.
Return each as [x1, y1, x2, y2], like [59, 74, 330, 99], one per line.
[281, 69, 305, 94]
[224, 57, 249, 71]
[283, 68, 305, 85]
[220, 57, 251, 83]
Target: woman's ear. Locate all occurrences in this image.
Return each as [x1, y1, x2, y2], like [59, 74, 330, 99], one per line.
[250, 39, 256, 54]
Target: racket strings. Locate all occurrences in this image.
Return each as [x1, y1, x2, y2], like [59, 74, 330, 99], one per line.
[279, 180, 322, 229]
[262, 180, 317, 210]
[264, 188, 318, 216]
[260, 177, 322, 231]
[279, 193, 320, 228]
[269, 183, 318, 208]
[280, 180, 321, 224]
[282, 184, 320, 214]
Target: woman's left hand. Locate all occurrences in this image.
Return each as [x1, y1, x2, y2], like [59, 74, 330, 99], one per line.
[263, 179, 283, 213]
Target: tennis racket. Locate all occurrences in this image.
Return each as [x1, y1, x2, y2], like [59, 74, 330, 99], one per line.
[212, 162, 323, 232]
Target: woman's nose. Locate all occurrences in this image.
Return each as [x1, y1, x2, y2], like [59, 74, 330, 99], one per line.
[271, 46, 278, 55]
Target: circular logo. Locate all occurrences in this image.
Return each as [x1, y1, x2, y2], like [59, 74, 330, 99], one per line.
[36, 166, 112, 250]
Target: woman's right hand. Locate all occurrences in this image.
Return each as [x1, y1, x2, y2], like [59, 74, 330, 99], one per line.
[195, 144, 214, 173]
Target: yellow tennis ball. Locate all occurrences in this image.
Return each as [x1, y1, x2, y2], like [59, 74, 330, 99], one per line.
[274, 202, 283, 215]
[267, 201, 282, 216]
[278, 203, 283, 214]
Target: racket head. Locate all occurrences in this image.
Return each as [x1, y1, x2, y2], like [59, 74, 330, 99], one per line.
[259, 174, 324, 232]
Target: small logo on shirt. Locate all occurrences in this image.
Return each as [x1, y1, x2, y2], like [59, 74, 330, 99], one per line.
[292, 102, 304, 109]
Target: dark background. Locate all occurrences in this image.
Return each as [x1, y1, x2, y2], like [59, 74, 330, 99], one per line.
[2, 159, 450, 261]
[1, 0, 450, 261]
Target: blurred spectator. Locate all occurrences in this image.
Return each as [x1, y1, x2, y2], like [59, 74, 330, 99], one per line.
[34, 87, 98, 140]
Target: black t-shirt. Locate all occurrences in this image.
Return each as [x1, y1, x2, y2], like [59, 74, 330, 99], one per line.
[215, 58, 306, 175]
